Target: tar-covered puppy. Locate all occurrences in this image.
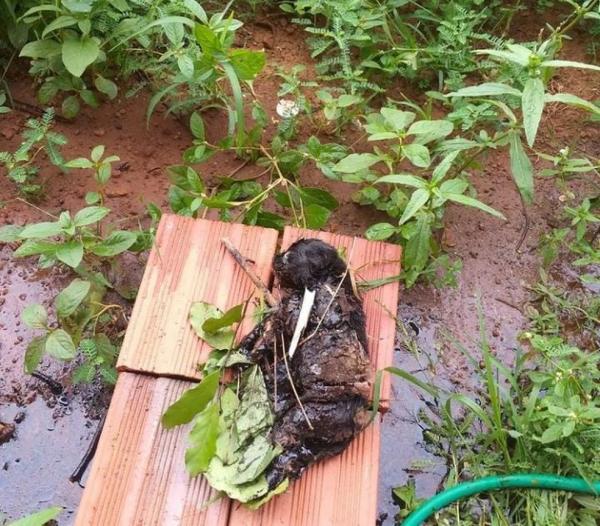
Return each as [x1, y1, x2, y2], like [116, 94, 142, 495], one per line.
[239, 238, 371, 488]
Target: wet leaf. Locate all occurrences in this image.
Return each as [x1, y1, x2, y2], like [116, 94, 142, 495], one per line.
[8, 506, 62, 526]
[190, 302, 235, 349]
[185, 401, 220, 475]
[162, 370, 219, 428]
[45, 329, 76, 360]
[202, 303, 244, 333]
[56, 240, 84, 268]
[231, 435, 281, 485]
[304, 204, 331, 229]
[365, 222, 398, 241]
[22, 304, 48, 329]
[24, 336, 47, 374]
[91, 230, 137, 257]
[55, 279, 91, 318]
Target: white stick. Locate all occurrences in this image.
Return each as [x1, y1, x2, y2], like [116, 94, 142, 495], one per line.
[287, 288, 316, 359]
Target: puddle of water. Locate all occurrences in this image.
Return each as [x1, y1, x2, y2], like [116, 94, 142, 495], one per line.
[0, 398, 95, 524]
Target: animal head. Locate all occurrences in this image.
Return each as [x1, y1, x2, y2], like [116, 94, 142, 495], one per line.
[273, 238, 347, 290]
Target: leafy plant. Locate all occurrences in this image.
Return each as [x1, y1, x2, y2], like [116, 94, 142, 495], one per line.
[0, 108, 66, 196]
[388, 318, 600, 524]
[5, 506, 62, 526]
[326, 106, 504, 285]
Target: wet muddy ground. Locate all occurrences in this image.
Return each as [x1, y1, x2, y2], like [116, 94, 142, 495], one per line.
[1, 10, 600, 525]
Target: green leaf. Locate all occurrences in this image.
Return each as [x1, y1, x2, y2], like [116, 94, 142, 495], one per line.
[399, 188, 430, 225]
[91, 145, 105, 162]
[545, 93, 600, 116]
[407, 120, 453, 144]
[431, 151, 460, 184]
[375, 174, 427, 188]
[304, 203, 331, 229]
[298, 187, 338, 210]
[91, 231, 137, 257]
[56, 240, 84, 268]
[74, 206, 110, 227]
[447, 82, 522, 98]
[229, 49, 266, 81]
[540, 422, 564, 443]
[203, 303, 244, 333]
[444, 194, 505, 220]
[14, 240, 58, 258]
[333, 153, 380, 174]
[162, 370, 220, 428]
[45, 329, 76, 360]
[521, 78, 545, 147]
[190, 112, 205, 140]
[94, 75, 118, 100]
[62, 36, 100, 77]
[178, 54, 194, 78]
[509, 132, 534, 204]
[8, 506, 62, 526]
[380, 108, 415, 131]
[55, 279, 91, 317]
[404, 214, 431, 275]
[541, 59, 600, 72]
[402, 144, 431, 168]
[19, 39, 61, 59]
[0, 225, 24, 242]
[19, 222, 63, 239]
[22, 304, 48, 329]
[365, 222, 398, 240]
[24, 336, 47, 374]
[475, 49, 529, 67]
[42, 15, 78, 38]
[62, 95, 80, 119]
[190, 302, 235, 349]
[185, 401, 220, 475]
[64, 157, 93, 169]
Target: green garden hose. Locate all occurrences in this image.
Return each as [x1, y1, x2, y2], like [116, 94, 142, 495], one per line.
[401, 474, 600, 526]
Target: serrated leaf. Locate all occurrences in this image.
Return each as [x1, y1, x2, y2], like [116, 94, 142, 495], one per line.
[190, 111, 205, 140]
[229, 49, 266, 81]
[365, 222, 398, 240]
[14, 240, 58, 258]
[509, 132, 534, 204]
[56, 240, 84, 268]
[402, 143, 431, 168]
[185, 401, 220, 476]
[22, 304, 48, 329]
[162, 370, 219, 428]
[190, 302, 235, 349]
[91, 230, 137, 257]
[202, 303, 244, 333]
[380, 108, 415, 131]
[376, 174, 427, 188]
[55, 278, 91, 317]
[431, 151, 460, 183]
[19, 222, 63, 239]
[521, 78, 545, 147]
[24, 336, 47, 374]
[447, 82, 522, 98]
[333, 153, 380, 174]
[304, 203, 331, 229]
[444, 193, 505, 219]
[45, 329, 76, 360]
[74, 206, 110, 227]
[0, 225, 24, 242]
[399, 188, 430, 225]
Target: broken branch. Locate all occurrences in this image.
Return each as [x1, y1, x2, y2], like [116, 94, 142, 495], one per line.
[222, 238, 278, 308]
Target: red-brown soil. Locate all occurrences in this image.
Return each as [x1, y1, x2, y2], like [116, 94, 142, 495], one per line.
[0, 10, 599, 525]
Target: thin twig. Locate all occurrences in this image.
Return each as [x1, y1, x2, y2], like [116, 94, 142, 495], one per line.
[69, 412, 107, 485]
[280, 333, 313, 430]
[222, 238, 278, 308]
[515, 196, 530, 253]
[31, 372, 63, 395]
[494, 297, 523, 314]
[273, 336, 278, 408]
